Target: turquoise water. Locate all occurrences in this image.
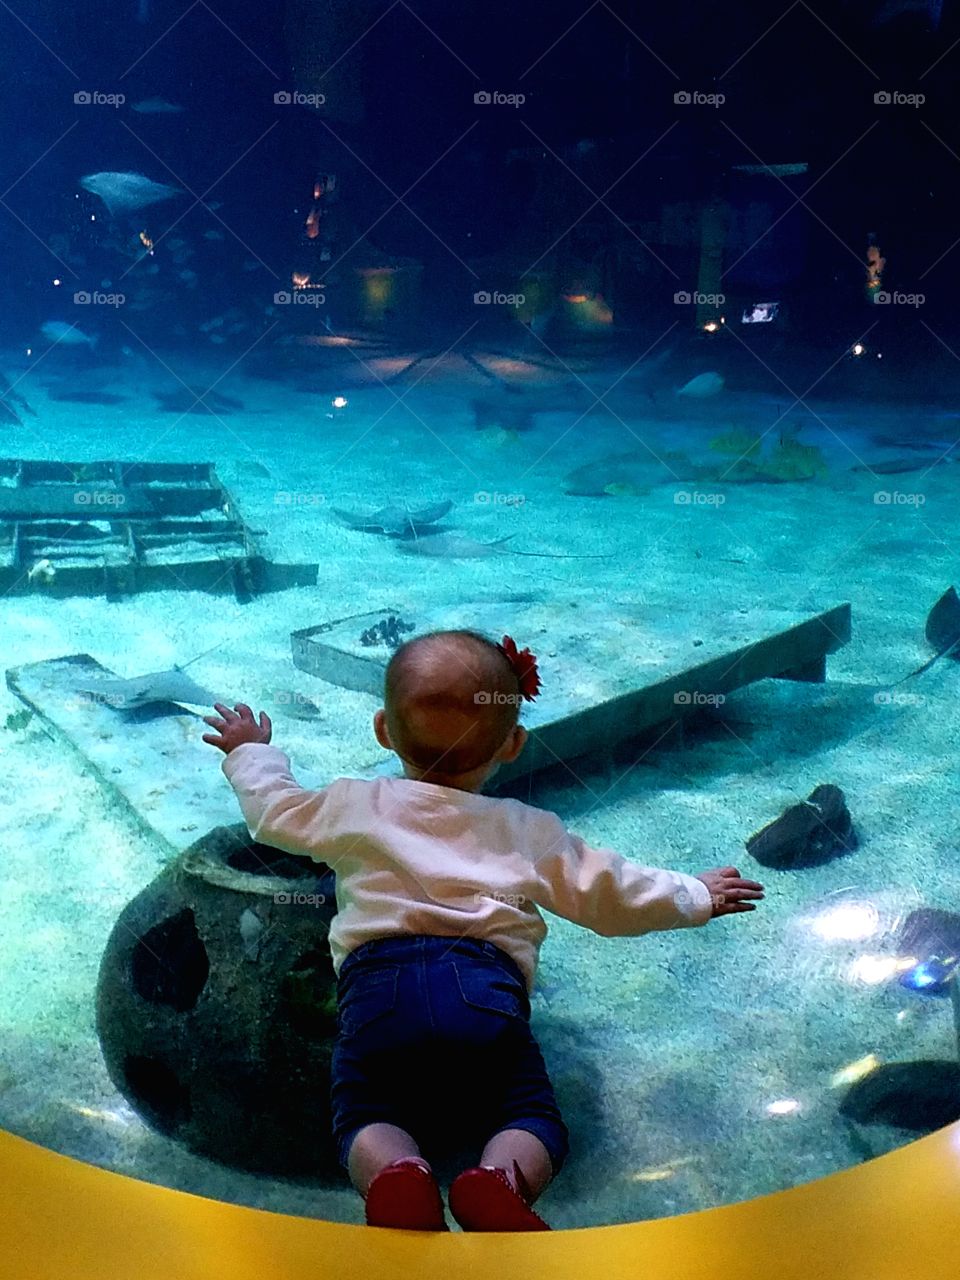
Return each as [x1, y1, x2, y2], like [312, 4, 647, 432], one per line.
[2, 0, 960, 1234]
[2, 355, 960, 1227]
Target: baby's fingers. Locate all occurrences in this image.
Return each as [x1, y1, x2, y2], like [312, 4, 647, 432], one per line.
[725, 884, 765, 900]
[259, 711, 272, 737]
[213, 702, 238, 722]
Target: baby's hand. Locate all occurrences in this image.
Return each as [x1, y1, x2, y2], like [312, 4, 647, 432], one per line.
[202, 702, 272, 754]
[695, 866, 764, 918]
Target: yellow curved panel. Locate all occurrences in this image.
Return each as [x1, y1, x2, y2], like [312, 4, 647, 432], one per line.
[3, 1123, 959, 1279]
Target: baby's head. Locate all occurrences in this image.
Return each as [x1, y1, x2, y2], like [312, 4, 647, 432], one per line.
[374, 629, 529, 790]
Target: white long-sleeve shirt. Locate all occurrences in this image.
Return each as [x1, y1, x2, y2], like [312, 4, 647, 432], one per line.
[222, 743, 713, 990]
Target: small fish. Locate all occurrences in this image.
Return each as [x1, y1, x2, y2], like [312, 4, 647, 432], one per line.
[131, 97, 185, 114]
[40, 321, 98, 348]
[677, 371, 724, 398]
[79, 171, 181, 217]
[27, 558, 56, 585]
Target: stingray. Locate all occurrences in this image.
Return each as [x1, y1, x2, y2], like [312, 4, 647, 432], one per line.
[332, 500, 453, 537]
[79, 171, 181, 217]
[75, 643, 222, 711]
[395, 533, 609, 560]
[895, 586, 960, 682]
[154, 385, 245, 414]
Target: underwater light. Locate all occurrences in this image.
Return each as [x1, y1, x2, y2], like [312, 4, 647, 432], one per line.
[811, 901, 879, 942]
[703, 321, 720, 333]
[852, 342, 865, 357]
[848, 954, 910, 985]
[331, 396, 348, 410]
[830, 1053, 880, 1089]
[766, 1099, 801, 1117]
[898, 956, 958, 995]
[53, 278, 61, 287]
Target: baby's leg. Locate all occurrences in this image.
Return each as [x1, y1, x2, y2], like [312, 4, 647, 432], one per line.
[347, 1122, 426, 1196]
[480, 1128, 553, 1203]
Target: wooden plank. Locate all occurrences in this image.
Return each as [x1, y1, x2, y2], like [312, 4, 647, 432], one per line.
[5, 655, 236, 856]
[292, 600, 851, 789]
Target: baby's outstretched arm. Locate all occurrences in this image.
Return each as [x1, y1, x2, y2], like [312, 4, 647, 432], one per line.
[695, 865, 764, 917]
[202, 702, 272, 753]
[203, 703, 331, 861]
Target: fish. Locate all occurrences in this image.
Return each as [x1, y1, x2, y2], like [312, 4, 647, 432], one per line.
[154, 385, 245, 414]
[895, 586, 960, 682]
[564, 448, 703, 496]
[79, 171, 181, 217]
[40, 321, 98, 348]
[131, 97, 185, 113]
[677, 371, 724, 398]
[272, 691, 324, 722]
[332, 500, 453, 537]
[395, 533, 610, 560]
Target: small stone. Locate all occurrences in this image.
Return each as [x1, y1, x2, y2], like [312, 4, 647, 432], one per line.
[692, 639, 703, 647]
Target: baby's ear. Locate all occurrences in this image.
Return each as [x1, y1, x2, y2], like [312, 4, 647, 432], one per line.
[373, 708, 392, 750]
[501, 724, 527, 762]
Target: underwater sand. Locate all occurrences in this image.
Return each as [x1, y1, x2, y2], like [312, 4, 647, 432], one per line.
[1, 362, 959, 1227]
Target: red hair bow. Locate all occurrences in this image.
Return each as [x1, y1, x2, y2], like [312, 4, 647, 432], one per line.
[498, 634, 542, 701]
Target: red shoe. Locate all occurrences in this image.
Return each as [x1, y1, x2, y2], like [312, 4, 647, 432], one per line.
[365, 1158, 447, 1231]
[449, 1163, 550, 1232]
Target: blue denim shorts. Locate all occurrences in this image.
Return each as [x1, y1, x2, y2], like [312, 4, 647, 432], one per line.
[330, 935, 569, 1174]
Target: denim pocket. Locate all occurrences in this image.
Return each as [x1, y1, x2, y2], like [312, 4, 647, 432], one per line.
[453, 957, 529, 1021]
[338, 964, 399, 1037]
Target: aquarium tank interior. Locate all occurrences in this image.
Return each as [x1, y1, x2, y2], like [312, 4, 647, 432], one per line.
[2, 0, 960, 1233]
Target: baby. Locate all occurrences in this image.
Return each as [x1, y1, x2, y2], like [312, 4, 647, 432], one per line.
[203, 629, 763, 1232]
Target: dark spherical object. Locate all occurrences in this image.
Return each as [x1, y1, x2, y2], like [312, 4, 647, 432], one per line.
[96, 824, 340, 1175]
